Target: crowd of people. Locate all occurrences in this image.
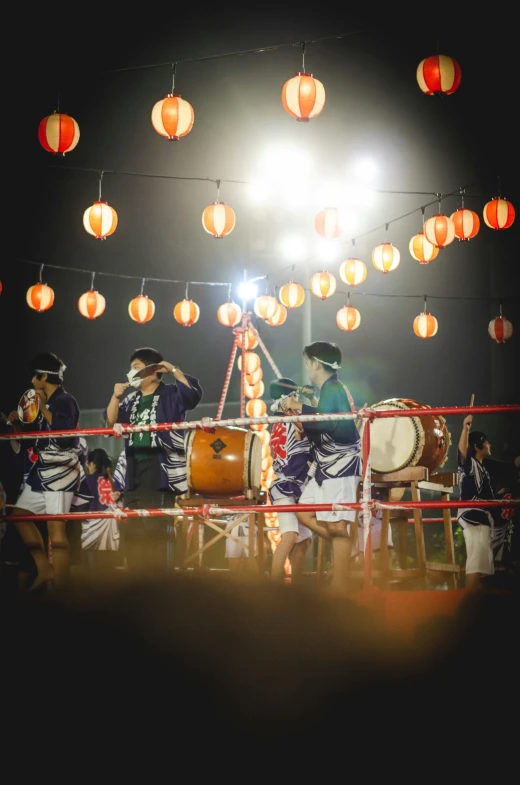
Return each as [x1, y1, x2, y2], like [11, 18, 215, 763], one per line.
[0, 342, 519, 598]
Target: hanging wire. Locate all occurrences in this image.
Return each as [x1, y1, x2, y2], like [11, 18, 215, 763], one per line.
[90, 271, 96, 290]
[185, 282, 189, 300]
[424, 294, 428, 312]
[216, 179, 221, 201]
[140, 278, 146, 296]
[39, 264, 44, 283]
[98, 171, 104, 201]
[460, 187, 465, 209]
[171, 62, 177, 94]
[301, 41, 306, 72]
[420, 206, 426, 229]
[437, 193, 442, 213]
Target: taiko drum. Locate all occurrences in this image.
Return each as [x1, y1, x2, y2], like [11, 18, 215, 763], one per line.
[185, 426, 262, 496]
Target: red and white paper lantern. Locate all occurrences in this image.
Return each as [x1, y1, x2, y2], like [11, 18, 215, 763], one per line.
[488, 314, 513, 344]
[413, 311, 438, 339]
[279, 281, 305, 309]
[282, 73, 325, 121]
[151, 94, 194, 140]
[26, 283, 54, 312]
[483, 198, 515, 230]
[217, 300, 242, 327]
[372, 242, 400, 273]
[174, 298, 200, 327]
[38, 112, 80, 155]
[314, 208, 341, 240]
[409, 232, 439, 264]
[336, 305, 361, 332]
[310, 271, 336, 299]
[83, 201, 118, 239]
[450, 209, 480, 241]
[339, 258, 367, 286]
[128, 295, 155, 323]
[202, 201, 235, 238]
[424, 214, 455, 248]
[78, 289, 106, 320]
[416, 55, 461, 95]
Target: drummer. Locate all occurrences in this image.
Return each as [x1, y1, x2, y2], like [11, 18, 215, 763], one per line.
[104, 347, 202, 574]
[7, 352, 83, 592]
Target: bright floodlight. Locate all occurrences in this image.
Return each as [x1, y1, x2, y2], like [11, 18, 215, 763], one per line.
[259, 145, 312, 183]
[248, 178, 271, 203]
[237, 282, 258, 302]
[278, 234, 309, 262]
[354, 158, 378, 184]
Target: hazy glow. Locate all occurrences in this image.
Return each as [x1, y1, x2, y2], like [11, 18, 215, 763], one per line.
[248, 178, 271, 203]
[278, 234, 309, 261]
[353, 158, 378, 184]
[237, 282, 258, 302]
[259, 145, 312, 181]
[313, 238, 341, 263]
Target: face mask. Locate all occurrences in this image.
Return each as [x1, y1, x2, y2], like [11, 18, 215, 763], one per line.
[126, 369, 143, 388]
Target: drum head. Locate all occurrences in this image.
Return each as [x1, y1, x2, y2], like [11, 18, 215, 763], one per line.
[370, 401, 424, 473]
[17, 389, 40, 424]
[244, 431, 262, 491]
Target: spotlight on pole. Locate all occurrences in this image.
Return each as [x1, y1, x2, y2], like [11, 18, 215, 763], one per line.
[278, 234, 309, 262]
[237, 281, 258, 303]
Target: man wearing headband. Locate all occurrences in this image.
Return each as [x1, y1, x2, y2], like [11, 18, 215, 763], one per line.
[268, 377, 315, 583]
[280, 342, 361, 593]
[104, 347, 202, 574]
[8, 352, 82, 592]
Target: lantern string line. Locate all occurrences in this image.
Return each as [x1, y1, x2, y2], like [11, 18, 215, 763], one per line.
[98, 30, 366, 75]
[15, 258, 519, 302]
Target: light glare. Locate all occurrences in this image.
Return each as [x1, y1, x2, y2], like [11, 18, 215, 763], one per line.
[237, 282, 258, 302]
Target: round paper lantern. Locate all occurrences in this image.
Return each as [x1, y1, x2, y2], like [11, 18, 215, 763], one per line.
[483, 198, 515, 230]
[246, 398, 267, 418]
[244, 380, 265, 399]
[38, 112, 80, 155]
[261, 455, 273, 472]
[372, 243, 400, 273]
[416, 55, 461, 95]
[78, 289, 106, 320]
[310, 271, 336, 299]
[151, 94, 194, 140]
[245, 367, 263, 385]
[258, 430, 270, 448]
[279, 281, 305, 309]
[250, 423, 268, 432]
[450, 209, 480, 241]
[314, 208, 341, 240]
[202, 202, 235, 238]
[129, 294, 155, 324]
[339, 258, 367, 286]
[254, 294, 278, 320]
[265, 302, 287, 327]
[282, 72, 325, 122]
[83, 201, 118, 239]
[237, 327, 258, 350]
[424, 214, 455, 248]
[336, 305, 361, 332]
[217, 300, 242, 327]
[237, 352, 260, 374]
[488, 315, 513, 344]
[413, 311, 438, 339]
[174, 298, 200, 327]
[261, 442, 271, 460]
[26, 283, 54, 312]
[409, 233, 440, 264]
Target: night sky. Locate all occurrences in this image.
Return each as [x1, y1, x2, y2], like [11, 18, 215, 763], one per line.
[3, 9, 519, 460]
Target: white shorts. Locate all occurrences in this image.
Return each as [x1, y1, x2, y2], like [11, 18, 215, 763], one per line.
[358, 515, 394, 552]
[16, 484, 74, 517]
[272, 497, 312, 543]
[299, 476, 360, 523]
[225, 521, 258, 559]
[462, 525, 494, 576]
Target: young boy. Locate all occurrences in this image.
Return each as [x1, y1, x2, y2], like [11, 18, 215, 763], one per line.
[280, 342, 361, 592]
[9, 352, 82, 591]
[105, 347, 202, 573]
[268, 377, 313, 583]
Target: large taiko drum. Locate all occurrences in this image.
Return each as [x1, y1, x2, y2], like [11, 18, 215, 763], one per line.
[369, 398, 451, 474]
[185, 426, 262, 496]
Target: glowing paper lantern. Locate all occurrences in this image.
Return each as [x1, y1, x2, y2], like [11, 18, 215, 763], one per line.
[174, 298, 200, 327]
[261, 442, 271, 460]
[258, 430, 270, 448]
[262, 455, 273, 472]
[250, 423, 268, 432]
[336, 305, 361, 332]
[483, 198, 515, 230]
[244, 380, 265, 399]
[339, 258, 367, 286]
[237, 327, 259, 350]
[83, 201, 118, 239]
[488, 314, 513, 344]
[409, 233, 439, 264]
[282, 72, 325, 121]
[217, 300, 242, 327]
[372, 243, 400, 273]
[246, 398, 267, 418]
[237, 352, 260, 374]
[424, 214, 455, 248]
[279, 281, 305, 309]
[245, 367, 263, 385]
[314, 208, 341, 239]
[265, 303, 287, 327]
[26, 283, 54, 312]
[38, 112, 80, 155]
[310, 271, 336, 299]
[78, 289, 106, 320]
[151, 94, 194, 140]
[254, 294, 278, 320]
[202, 202, 235, 238]
[450, 209, 480, 241]
[128, 295, 155, 324]
[413, 311, 438, 339]
[416, 55, 461, 95]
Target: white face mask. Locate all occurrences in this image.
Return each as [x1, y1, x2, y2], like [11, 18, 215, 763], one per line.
[126, 369, 143, 388]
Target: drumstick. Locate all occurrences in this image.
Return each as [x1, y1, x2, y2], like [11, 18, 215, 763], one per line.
[469, 394, 475, 407]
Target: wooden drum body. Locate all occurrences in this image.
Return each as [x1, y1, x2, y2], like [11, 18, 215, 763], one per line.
[369, 398, 451, 474]
[185, 426, 262, 496]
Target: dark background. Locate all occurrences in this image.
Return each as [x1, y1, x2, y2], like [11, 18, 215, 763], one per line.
[2, 8, 519, 465]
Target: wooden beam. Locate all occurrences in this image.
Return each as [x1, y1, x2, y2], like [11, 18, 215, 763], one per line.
[426, 561, 461, 573]
[372, 467, 428, 483]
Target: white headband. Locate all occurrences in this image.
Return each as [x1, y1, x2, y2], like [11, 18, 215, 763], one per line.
[310, 357, 341, 370]
[35, 365, 66, 381]
[270, 392, 293, 412]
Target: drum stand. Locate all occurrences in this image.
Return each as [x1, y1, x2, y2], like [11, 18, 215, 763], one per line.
[370, 467, 459, 589]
